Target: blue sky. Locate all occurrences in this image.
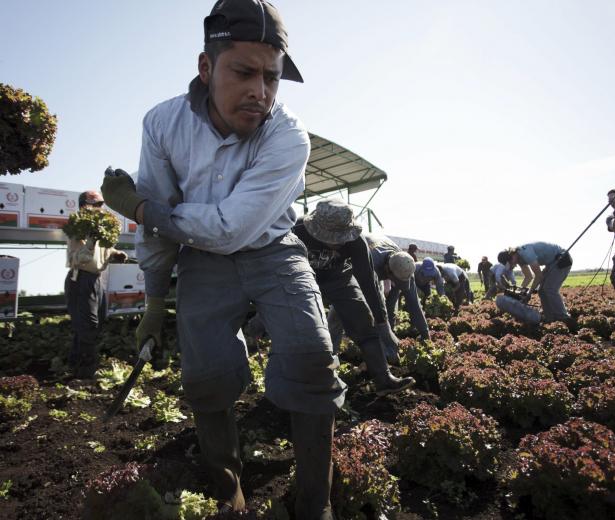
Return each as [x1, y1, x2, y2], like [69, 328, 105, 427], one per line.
[2, 0, 615, 295]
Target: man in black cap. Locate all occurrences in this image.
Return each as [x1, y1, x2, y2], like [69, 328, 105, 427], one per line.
[477, 256, 493, 294]
[101, 1, 345, 517]
[443, 245, 459, 264]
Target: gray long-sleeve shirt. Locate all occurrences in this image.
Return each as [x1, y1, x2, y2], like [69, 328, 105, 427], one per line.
[516, 242, 564, 267]
[135, 91, 310, 296]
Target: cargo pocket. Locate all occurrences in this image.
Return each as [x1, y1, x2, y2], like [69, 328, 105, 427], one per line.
[276, 259, 328, 333]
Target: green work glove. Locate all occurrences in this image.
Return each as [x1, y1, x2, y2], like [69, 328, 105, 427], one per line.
[101, 169, 145, 221]
[136, 296, 166, 349]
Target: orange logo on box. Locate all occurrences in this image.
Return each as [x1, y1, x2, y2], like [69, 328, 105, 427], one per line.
[108, 292, 145, 311]
[0, 212, 18, 227]
[1, 269, 16, 281]
[0, 291, 16, 302]
[0, 290, 17, 317]
[27, 214, 69, 229]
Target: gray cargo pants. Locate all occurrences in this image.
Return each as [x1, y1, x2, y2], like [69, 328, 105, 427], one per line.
[539, 258, 571, 322]
[176, 233, 346, 415]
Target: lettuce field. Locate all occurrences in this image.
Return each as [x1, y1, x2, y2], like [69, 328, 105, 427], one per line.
[1, 285, 614, 519]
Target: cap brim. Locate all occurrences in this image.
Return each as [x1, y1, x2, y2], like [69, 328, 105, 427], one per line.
[282, 53, 303, 83]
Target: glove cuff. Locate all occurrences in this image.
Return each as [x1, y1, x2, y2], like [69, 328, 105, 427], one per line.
[145, 296, 166, 312]
[126, 192, 146, 222]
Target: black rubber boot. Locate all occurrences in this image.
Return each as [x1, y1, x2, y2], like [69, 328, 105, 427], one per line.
[193, 409, 245, 512]
[360, 339, 415, 396]
[291, 412, 336, 520]
[72, 342, 99, 379]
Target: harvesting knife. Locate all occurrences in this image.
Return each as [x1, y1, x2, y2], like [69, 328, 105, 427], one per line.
[103, 337, 156, 422]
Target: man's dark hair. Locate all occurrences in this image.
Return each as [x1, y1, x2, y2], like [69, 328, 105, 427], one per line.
[497, 251, 510, 265]
[205, 40, 234, 66]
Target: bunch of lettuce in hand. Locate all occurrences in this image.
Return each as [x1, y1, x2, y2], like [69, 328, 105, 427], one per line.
[63, 206, 121, 247]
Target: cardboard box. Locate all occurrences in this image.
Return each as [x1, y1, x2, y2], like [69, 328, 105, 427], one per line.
[0, 182, 25, 228]
[105, 263, 146, 316]
[24, 186, 80, 229]
[0, 256, 19, 319]
[124, 218, 138, 234]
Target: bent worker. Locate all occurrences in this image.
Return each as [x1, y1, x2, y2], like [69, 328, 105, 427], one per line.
[65, 190, 127, 378]
[294, 200, 414, 393]
[414, 257, 445, 304]
[437, 262, 473, 309]
[365, 233, 430, 340]
[506, 242, 572, 323]
[484, 251, 517, 299]
[102, 1, 345, 517]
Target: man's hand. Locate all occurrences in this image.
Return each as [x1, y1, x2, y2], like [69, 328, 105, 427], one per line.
[376, 322, 400, 365]
[518, 287, 532, 304]
[110, 251, 128, 263]
[136, 296, 166, 349]
[101, 168, 145, 221]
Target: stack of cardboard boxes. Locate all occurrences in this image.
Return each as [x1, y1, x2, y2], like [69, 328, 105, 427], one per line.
[0, 182, 144, 318]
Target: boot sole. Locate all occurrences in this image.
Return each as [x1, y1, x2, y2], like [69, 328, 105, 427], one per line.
[375, 379, 415, 397]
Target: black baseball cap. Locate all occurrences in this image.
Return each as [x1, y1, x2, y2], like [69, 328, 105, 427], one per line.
[204, 0, 303, 83]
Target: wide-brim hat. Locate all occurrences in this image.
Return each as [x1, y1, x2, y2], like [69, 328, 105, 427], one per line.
[204, 0, 303, 82]
[303, 199, 362, 245]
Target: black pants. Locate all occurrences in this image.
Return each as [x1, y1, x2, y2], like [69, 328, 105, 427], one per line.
[65, 270, 104, 368]
[319, 272, 379, 348]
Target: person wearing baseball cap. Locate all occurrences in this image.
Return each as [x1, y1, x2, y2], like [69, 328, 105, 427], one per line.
[295, 199, 415, 388]
[65, 190, 127, 379]
[414, 257, 446, 305]
[437, 261, 474, 310]
[477, 256, 493, 294]
[407, 243, 418, 262]
[484, 251, 517, 299]
[443, 245, 459, 264]
[364, 233, 430, 341]
[101, 1, 344, 516]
